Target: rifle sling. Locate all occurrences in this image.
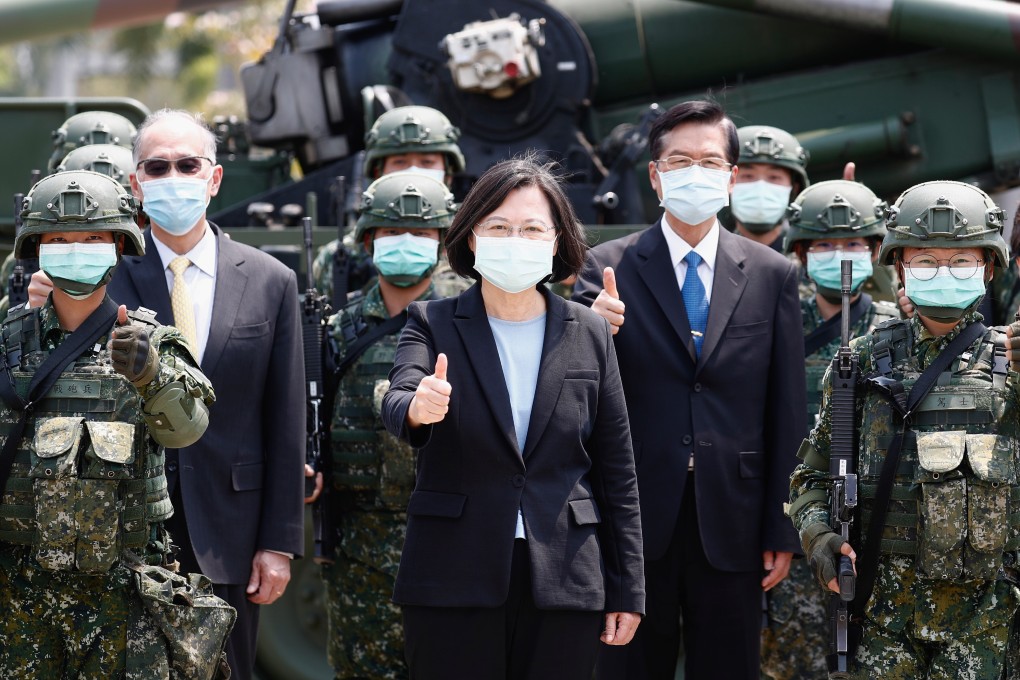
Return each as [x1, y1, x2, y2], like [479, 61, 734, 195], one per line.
[336, 312, 408, 380]
[804, 293, 871, 358]
[852, 320, 988, 624]
[0, 295, 119, 495]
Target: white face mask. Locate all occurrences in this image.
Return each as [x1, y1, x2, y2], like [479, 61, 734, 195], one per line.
[658, 166, 731, 225]
[473, 236, 554, 294]
[730, 180, 792, 230]
[395, 166, 446, 183]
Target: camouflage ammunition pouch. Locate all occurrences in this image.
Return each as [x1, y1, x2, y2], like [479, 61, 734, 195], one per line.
[128, 562, 236, 680]
[914, 430, 1018, 580]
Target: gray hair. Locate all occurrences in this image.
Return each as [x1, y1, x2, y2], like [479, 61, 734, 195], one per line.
[133, 108, 218, 166]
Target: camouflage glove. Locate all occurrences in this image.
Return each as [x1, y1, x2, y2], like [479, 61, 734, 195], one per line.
[802, 521, 846, 589]
[1008, 319, 1020, 373]
[110, 324, 159, 387]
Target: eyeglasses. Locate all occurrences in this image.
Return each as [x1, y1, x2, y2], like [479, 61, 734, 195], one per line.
[136, 156, 213, 177]
[806, 241, 872, 261]
[904, 253, 985, 281]
[653, 155, 732, 173]
[474, 219, 556, 240]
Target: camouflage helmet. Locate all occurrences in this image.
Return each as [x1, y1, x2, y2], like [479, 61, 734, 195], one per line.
[355, 172, 457, 242]
[879, 180, 1007, 267]
[737, 125, 810, 192]
[56, 144, 134, 190]
[784, 180, 887, 254]
[363, 106, 465, 179]
[16, 170, 144, 258]
[49, 111, 137, 171]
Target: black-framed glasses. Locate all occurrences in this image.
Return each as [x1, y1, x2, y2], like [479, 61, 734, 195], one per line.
[904, 253, 985, 281]
[136, 155, 213, 177]
[653, 155, 732, 172]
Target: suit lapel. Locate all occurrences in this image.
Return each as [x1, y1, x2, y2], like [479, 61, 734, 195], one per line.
[521, 290, 575, 459]
[636, 224, 697, 363]
[452, 286, 520, 456]
[699, 228, 748, 371]
[201, 225, 247, 373]
[119, 229, 172, 324]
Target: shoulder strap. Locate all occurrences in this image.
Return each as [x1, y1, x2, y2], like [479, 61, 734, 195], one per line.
[336, 311, 407, 379]
[804, 293, 872, 357]
[0, 296, 119, 495]
[852, 321, 988, 625]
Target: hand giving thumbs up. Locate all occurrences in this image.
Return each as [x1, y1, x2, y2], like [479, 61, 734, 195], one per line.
[407, 353, 452, 427]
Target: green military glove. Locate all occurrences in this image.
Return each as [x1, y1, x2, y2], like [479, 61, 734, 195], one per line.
[1007, 319, 1020, 373]
[801, 522, 847, 590]
[110, 324, 159, 387]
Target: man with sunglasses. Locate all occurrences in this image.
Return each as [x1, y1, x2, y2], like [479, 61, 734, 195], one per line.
[29, 108, 306, 680]
[790, 180, 1020, 679]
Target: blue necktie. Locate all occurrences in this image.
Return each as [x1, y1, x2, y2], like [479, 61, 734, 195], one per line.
[683, 251, 709, 357]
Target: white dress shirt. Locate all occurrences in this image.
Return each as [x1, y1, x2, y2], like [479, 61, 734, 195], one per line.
[659, 215, 720, 303]
[151, 225, 218, 363]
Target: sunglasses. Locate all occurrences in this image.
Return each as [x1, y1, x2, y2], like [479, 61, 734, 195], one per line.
[136, 156, 213, 177]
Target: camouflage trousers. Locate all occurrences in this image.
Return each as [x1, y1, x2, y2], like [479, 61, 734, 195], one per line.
[321, 510, 408, 680]
[760, 557, 829, 680]
[851, 618, 1010, 679]
[0, 548, 156, 680]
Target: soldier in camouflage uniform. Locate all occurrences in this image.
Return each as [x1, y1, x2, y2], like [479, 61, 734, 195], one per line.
[761, 180, 898, 680]
[0, 170, 230, 679]
[311, 105, 470, 304]
[789, 180, 1020, 679]
[320, 172, 456, 679]
[1, 143, 138, 317]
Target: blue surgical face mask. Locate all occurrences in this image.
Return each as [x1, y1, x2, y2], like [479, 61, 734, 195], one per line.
[904, 266, 986, 319]
[371, 232, 439, 287]
[39, 241, 119, 299]
[730, 180, 791, 232]
[473, 235, 554, 294]
[396, 166, 446, 183]
[658, 166, 731, 226]
[806, 251, 873, 295]
[140, 176, 210, 235]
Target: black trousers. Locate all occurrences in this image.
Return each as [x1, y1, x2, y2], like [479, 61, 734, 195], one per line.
[597, 472, 762, 680]
[166, 483, 260, 680]
[402, 539, 603, 680]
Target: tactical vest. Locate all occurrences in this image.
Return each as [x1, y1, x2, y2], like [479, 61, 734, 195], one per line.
[803, 299, 897, 431]
[330, 305, 415, 511]
[0, 306, 171, 573]
[857, 318, 1020, 581]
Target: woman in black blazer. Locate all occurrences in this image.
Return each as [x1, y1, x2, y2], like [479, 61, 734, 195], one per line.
[382, 156, 644, 680]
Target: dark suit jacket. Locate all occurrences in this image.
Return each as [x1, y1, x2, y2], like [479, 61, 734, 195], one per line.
[382, 285, 645, 614]
[108, 225, 305, 583]
[573, 221, 805, 569]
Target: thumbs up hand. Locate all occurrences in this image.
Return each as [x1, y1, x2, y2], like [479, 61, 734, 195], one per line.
[408, 353, 452, 427]
[109, 305, 160, 387]
[592, 267, 626, 335]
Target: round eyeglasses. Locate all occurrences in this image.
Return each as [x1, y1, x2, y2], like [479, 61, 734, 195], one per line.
[903, 253, 985, 281]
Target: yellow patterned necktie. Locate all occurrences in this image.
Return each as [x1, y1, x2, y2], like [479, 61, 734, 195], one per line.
[169, 256, 198, 351]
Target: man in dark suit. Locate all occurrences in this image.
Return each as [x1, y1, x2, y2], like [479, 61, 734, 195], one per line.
[104, 109, 304, 680]
[573, 100, 806, 679]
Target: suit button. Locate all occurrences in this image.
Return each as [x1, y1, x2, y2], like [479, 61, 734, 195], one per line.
[682, 434, 692, 446]
[693, 382, 702, 393]
[167, 462, 178, 473]
[512, 474, 525, 488]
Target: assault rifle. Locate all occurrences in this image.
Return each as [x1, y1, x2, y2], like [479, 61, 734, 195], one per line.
[302, 216, 334, 562]
[827, 260, 859, 679]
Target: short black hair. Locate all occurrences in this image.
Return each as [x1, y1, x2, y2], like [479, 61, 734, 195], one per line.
[648, 99, 739, 165]
[445, 154, 587, 283]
